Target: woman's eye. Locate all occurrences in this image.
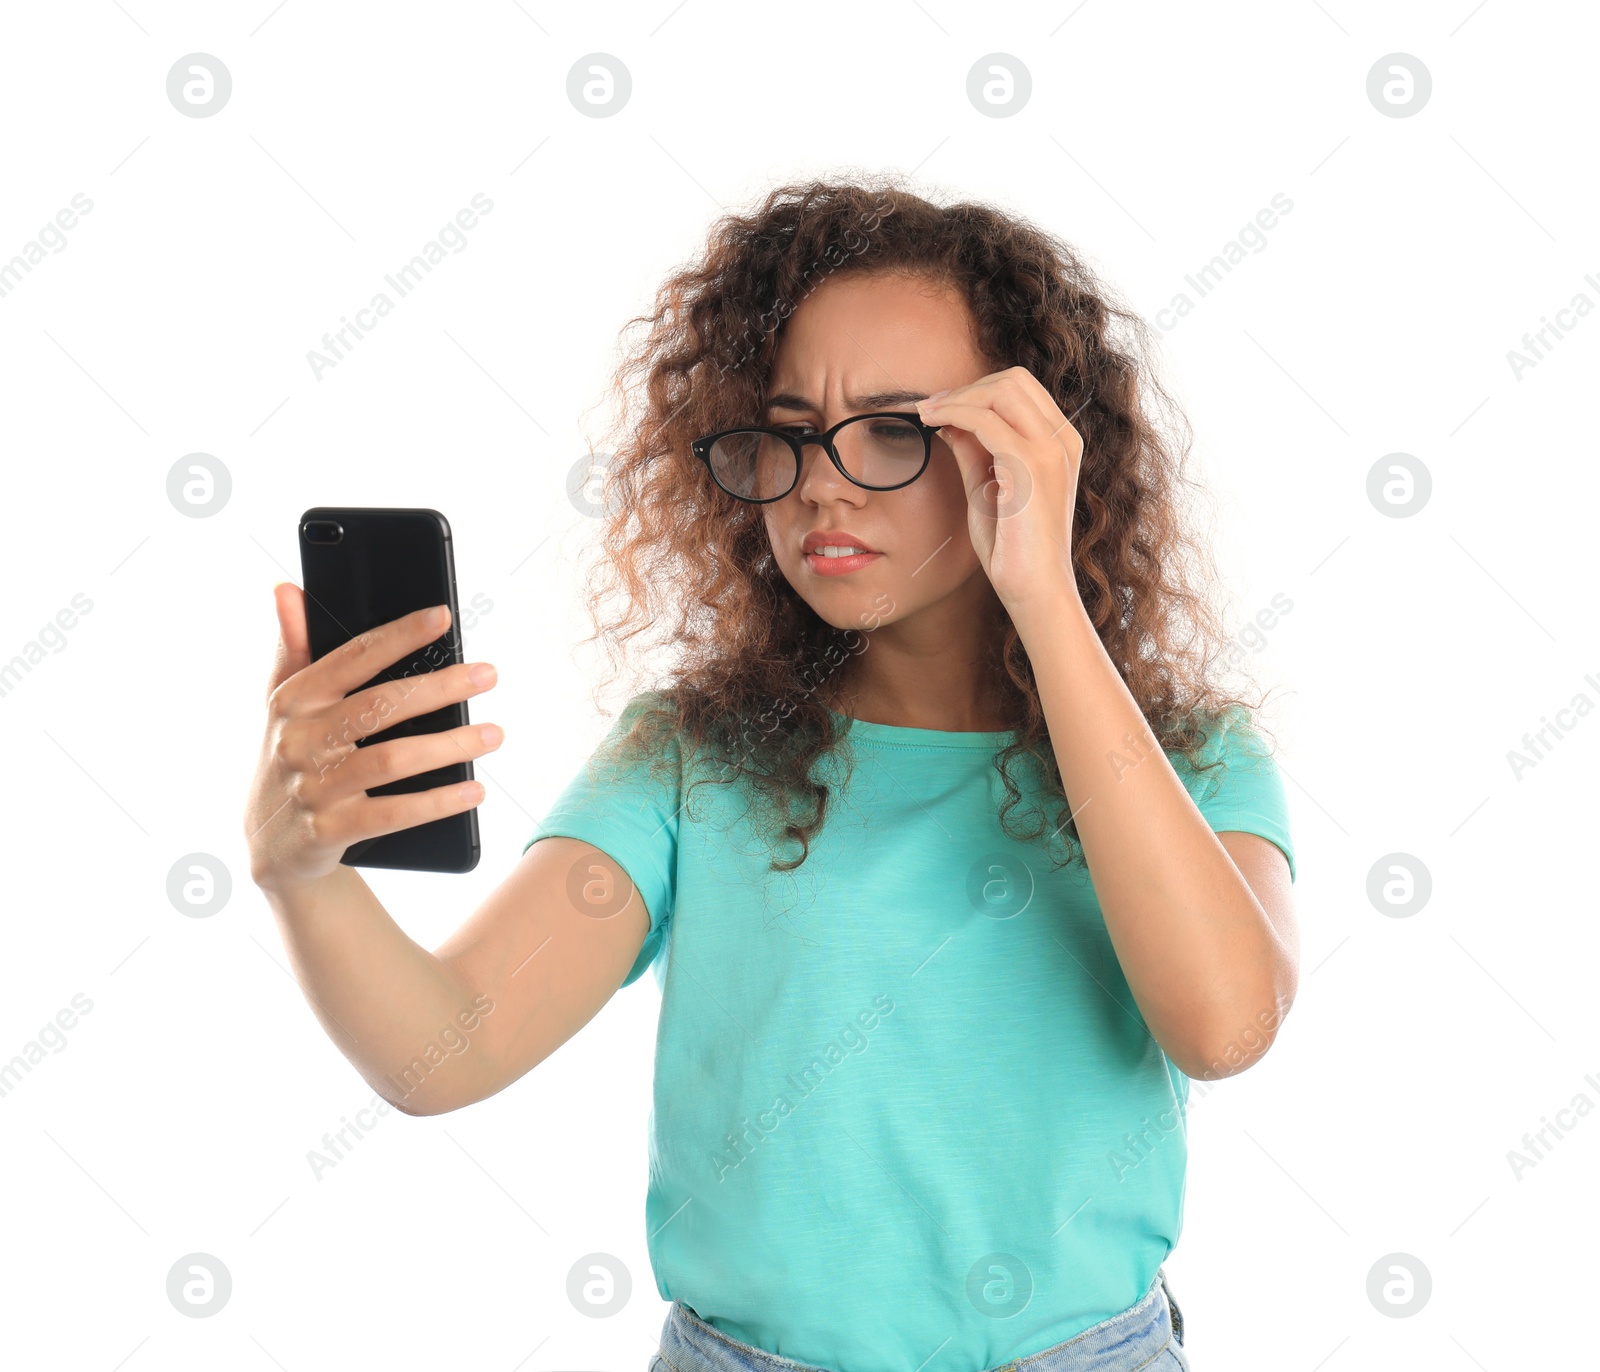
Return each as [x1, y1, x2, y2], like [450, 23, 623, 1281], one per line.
[775, 425, 814, 437]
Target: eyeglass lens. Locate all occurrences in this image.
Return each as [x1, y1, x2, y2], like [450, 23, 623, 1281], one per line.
[707, 415, 926, 500]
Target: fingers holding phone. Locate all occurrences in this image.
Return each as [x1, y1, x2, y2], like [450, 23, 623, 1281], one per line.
[265, 579, 313, 701]
[246, 594, 501, 892]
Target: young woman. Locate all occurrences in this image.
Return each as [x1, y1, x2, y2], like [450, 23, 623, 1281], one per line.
[245, 177, 1296, 1372]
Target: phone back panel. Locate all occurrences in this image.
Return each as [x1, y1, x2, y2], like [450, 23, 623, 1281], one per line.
[297, 507, 480, 873]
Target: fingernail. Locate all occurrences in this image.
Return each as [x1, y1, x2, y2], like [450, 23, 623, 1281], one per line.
[425, 604, 449, 630]
[469, 662, 496, 687]
[478, 723, 503, 748]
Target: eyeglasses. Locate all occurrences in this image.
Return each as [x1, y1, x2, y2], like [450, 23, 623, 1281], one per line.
[691, 412, 941, 504]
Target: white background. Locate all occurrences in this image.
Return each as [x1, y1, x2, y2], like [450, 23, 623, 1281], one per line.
[1, 2, 1595, 1369]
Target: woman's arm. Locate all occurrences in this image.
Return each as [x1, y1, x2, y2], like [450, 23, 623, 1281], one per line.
[258, 839, 650, 1116]
[1017, 589, 1298, 1081]
[915, 368, 1298, 1080]
[245, 583, 650, 1115]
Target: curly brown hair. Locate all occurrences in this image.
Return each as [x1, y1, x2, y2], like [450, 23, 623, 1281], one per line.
[571, 171, 1274, 874]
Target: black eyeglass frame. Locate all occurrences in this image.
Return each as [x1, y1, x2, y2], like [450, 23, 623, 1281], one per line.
[690, 411, 943, 504]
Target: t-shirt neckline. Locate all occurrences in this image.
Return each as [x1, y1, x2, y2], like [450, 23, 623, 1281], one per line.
[825, 707, 1017, 749]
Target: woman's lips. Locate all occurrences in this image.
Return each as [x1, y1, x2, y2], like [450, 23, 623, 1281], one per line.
[804, 550, 883, 576]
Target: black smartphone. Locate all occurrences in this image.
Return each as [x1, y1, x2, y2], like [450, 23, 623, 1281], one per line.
[297, 507, 481, 874]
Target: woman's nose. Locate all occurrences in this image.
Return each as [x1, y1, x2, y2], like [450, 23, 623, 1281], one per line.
[795, 444, 861, 503]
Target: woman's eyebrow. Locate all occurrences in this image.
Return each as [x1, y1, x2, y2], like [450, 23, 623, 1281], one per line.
[764, 388, 928, 413]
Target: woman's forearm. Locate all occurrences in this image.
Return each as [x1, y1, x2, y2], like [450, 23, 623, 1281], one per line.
[260, 863, 501, 1114]
[1015, 586, 1295, 1077]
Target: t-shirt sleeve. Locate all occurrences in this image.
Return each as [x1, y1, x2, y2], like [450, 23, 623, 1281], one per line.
[1172, 706, 1296, 883]
[521, 693, 682, 988]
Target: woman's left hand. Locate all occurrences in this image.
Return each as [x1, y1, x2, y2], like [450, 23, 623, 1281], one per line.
[915, 365, 1085, 619]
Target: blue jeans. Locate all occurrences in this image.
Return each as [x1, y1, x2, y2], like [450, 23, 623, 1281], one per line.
[650, 1268, 1189, 1372]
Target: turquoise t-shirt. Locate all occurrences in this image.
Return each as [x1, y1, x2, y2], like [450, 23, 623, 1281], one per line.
[524, 695, 1295, 1372]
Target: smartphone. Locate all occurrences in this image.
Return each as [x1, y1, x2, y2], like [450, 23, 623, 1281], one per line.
[297, 507, 481, 874]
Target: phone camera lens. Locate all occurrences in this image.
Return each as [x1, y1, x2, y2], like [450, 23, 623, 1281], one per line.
[303, 520, 344, 545]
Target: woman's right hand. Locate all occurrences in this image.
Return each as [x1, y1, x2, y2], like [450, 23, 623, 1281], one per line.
[243, 583, 503, 893]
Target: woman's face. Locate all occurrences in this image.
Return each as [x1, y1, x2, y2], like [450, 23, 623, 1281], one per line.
[758, 270, 995, 636]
